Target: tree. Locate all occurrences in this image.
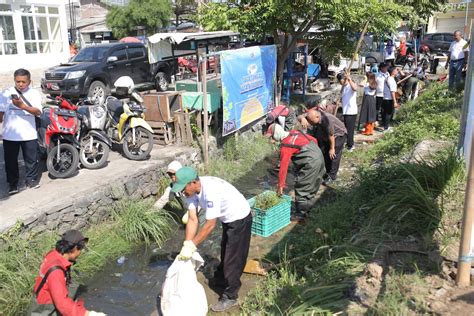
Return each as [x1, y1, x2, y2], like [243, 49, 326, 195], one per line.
[106, 0, 172, 38]
[197, 0, 446, 89]
[173, 0, 197, 27]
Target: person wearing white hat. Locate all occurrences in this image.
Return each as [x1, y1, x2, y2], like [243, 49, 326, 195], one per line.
[154, 160, 185, 212]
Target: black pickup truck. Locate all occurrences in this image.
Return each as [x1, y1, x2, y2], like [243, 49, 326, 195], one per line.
[41, 42, 175, 100]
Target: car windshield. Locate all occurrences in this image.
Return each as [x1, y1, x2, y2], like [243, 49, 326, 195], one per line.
[72, 47, 109, 62]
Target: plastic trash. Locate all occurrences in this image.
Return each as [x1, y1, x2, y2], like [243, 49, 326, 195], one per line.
[159, 252, 207, 316]
[117, 256, 126, 265]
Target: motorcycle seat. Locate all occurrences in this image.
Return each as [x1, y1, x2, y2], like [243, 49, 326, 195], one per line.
[107, 98, 124, 123]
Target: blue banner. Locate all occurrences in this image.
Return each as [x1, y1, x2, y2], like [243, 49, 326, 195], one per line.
[221, 45, 277, 136]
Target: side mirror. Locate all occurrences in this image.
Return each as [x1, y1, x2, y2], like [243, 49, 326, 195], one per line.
[107, 56, 118, 63]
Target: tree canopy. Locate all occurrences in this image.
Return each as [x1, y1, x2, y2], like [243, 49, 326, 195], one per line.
[106, 0, 172, 38]
[197, 0, 447, 82]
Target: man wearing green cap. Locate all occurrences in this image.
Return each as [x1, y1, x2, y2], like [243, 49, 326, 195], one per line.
[172, 167, 252, 312]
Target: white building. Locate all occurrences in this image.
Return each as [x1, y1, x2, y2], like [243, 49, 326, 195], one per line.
[0, 0, 70, 72]
[427, 0, 474, 35]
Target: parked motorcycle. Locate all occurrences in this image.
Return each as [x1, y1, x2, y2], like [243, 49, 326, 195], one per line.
[76, 99, 112, 169]
[39, 96, 80, 178]
[104, 76, 154, 160]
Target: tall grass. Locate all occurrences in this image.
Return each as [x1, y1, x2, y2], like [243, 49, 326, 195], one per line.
[113, 199, 175, 245]
[204, 134, 274, 182]
[243, 84, 466, 314]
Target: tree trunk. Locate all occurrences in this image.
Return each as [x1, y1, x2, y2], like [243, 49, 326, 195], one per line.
[276, 35, 298, 101]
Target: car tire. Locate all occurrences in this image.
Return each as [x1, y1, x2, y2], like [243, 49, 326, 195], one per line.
[155, 72, 169, 92]
[88, 81, 109, 104]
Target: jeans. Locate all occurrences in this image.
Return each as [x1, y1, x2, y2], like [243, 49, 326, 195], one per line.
[3, 139, 39, 187]
[343, 114, 357, 148]
[449, 59, 464, 90]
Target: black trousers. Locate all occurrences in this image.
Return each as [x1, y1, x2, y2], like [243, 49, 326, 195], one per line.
[343, 115, 357, 148]
[376, 96, 384, 120]
[214, 213, 252, 300]
[381, 99, 394, 130]
[320, 135, 346, 180]
[3, 139, 39, 187]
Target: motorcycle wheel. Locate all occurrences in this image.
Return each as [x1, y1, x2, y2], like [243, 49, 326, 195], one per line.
[80, 137, 110, 169]
[47, 143, 79, 178]
[122, 127, 154, 161]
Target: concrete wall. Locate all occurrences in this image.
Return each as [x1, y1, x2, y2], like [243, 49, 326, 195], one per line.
[11, 149, 200, 238]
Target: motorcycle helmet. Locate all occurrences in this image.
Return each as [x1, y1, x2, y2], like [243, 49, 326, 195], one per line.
[114, 76, 135, 95]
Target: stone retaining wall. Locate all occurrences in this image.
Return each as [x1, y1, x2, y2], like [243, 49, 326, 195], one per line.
[11, 149, 200, 238]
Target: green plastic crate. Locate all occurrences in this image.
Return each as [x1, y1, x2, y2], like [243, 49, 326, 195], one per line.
[248, 191, 292, 237]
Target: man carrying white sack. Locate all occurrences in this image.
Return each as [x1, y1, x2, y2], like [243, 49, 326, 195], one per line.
[172, 167, 252, 312]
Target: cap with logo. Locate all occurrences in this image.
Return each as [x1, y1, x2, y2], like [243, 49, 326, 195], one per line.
[171, 166, 198, 193]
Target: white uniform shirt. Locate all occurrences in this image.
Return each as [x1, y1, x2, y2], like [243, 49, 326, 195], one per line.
[449, 39, 469, 60]
[0, 86, 42, 141]
[376, 72, 389, 97]
[383, 76, 397, 100]
[364, 84, 376, 96]
[186, 176, 250, 223]
[341, 83, 357, 115]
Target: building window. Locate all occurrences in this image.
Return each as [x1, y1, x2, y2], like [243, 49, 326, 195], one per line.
[20, 5, 63, 54]
[0, 15, 17, 55]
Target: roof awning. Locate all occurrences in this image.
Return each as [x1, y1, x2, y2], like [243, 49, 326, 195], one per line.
[148, 31, 239, 44]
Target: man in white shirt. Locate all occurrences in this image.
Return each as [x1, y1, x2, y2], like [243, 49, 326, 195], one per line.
[446, 30, 469, 90]
[376, 62, 389, 121]
[337, 72, 358, 152]
[382, 66, 399, 131]
[0, 68, 42, 194]
[172, 167, 252, 312]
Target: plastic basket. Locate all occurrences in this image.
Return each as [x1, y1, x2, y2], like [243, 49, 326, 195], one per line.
[248, 191, 292, 237]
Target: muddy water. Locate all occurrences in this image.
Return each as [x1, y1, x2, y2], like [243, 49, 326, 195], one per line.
[81, 156, 289, 315]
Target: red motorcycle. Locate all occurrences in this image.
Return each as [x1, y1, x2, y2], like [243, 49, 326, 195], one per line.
[39, 96, 80, 178]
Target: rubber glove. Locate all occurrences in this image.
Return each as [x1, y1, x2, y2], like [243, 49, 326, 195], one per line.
[88, 311, 107, 316]
[154, 186, 171, 209]
[181, 211, 189, 224]
[178, 240, 196, 261]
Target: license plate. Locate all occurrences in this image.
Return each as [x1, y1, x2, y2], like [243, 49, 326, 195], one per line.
[46, 83, 60, 91]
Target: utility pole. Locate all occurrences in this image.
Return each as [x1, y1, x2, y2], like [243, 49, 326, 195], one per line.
[200, 54, 209, 167]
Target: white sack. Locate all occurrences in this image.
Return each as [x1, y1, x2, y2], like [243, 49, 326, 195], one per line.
[160, 252, 207, 316]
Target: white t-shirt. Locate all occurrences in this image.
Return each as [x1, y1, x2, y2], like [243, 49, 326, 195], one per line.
[376, 72, 389, 97]
[185, 176, 250, 223]
[364, 84, 376, 96]
[383, 76, 397, 100]
[449, 39, 469, 60]
[341, 83, 357, 115]
[0, 86, 42, 141]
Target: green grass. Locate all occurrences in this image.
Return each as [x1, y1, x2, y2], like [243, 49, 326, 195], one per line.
[204, 134, 274, 182]
[242, 83, 465, 314]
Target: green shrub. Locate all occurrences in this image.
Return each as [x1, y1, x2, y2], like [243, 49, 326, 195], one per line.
[254, 191, 284, 210]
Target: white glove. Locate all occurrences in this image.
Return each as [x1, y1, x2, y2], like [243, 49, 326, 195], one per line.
[154, 186, 171, 209]
[88, 311, 107, 316]
[178, 240, 196, 261]
[181, 211, 189, 224]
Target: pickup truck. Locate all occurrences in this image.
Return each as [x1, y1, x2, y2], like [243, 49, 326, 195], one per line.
[41, 42, 175, 100]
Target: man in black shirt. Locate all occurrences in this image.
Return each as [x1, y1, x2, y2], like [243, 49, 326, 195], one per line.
[300, 108, 347, 185]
